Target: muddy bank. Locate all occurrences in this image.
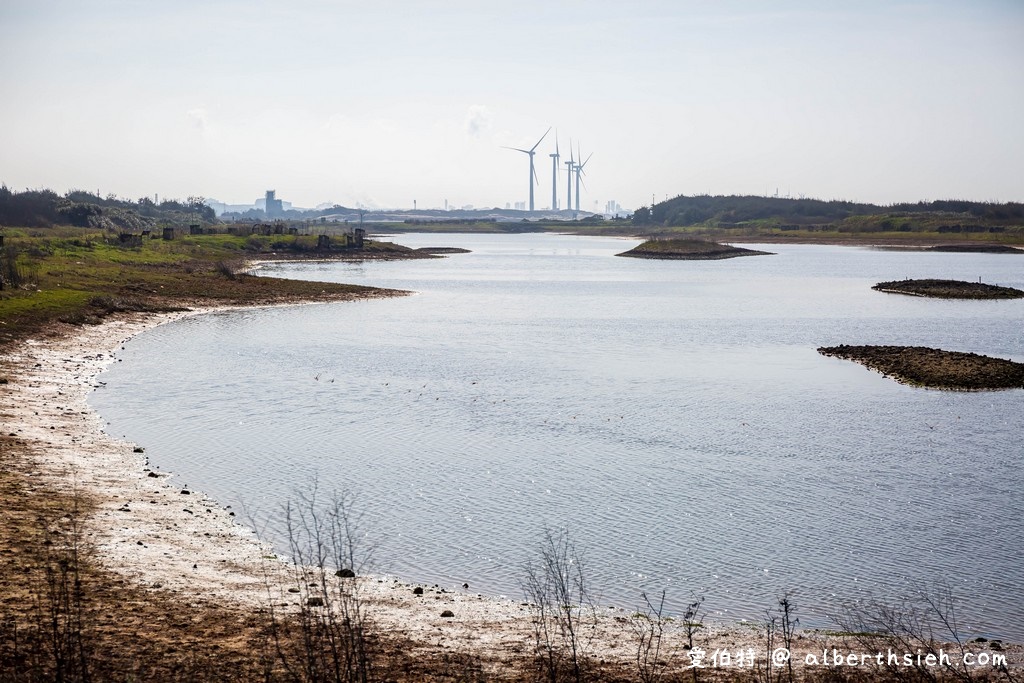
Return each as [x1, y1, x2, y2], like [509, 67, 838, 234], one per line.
[818, 345, 1024, 390]
[617, 238, 773, 260]
[872, 278, 1024, 299]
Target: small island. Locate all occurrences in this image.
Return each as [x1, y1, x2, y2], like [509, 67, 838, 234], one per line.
[872, 279, 1024, 299]
[616, 238, 773, 260]
[926, 244, 1023, 253]
[818, 345, 1024, 390]
[415, 246, 472, 255]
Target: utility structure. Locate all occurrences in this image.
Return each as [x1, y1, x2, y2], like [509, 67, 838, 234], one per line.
[549, 133, 561, 211]
[503, 127, 550, 212]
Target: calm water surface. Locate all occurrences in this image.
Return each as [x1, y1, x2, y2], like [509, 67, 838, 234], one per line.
[92, 234, 1024, 637]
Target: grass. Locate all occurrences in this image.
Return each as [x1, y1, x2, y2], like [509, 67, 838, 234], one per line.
[0, 228, 413, 350]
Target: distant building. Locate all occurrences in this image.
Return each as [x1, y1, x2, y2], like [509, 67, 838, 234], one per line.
[265, 190, 284, 218]
[514, 201, 526, 211]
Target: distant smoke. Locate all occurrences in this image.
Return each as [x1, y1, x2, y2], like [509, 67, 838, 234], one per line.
[464, 105, 492, 138]
[186, 107, 209, 132]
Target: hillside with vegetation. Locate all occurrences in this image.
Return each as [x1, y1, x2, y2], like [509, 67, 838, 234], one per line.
[630, 195, 1024, 243]
[0, 186, 215, 231]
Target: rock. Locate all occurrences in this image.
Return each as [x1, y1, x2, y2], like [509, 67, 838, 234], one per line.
[440, 610, 455, 618]
[133, 446, 145, 453]
[413, 586, 424, 595]
[335, 568, 356, 578]
[180, 490, 190, 495]
[288, 587, 301, 594]
[462, 582, 469, 589]
[147, 471, 160, 478]
[306, 597, 324, 607]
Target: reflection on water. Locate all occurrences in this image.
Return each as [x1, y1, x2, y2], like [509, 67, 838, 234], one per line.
[92, 234, 1024, 638]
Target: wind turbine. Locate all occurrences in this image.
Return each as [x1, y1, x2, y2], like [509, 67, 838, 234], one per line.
[574, 144, 593, 213]
[549, 132, 560, 211]
[564, 142, 574, 215]
[503, 127, 550, 212]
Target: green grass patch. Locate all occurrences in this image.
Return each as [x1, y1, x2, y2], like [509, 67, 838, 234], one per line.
[0, 288, 95, 319]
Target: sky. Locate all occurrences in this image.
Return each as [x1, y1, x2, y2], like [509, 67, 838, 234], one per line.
[1, 0, 1022, 212]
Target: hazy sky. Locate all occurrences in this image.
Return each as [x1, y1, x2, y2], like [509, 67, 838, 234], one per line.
[2, 0, 1022, 211]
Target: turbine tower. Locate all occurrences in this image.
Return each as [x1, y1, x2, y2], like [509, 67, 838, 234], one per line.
[574, 145, 593, 213]
[564, 142, 574, 215]
[503, 127, 550, 212]
[549, 132, 560, 211]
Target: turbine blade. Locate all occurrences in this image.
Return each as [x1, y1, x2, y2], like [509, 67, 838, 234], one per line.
[530, 126, 552, 152]
[502, 146, 530, 154]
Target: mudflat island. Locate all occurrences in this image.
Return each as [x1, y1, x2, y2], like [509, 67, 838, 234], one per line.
[872, 279, 1024, 299]
[616, 238, 773, 260]
[818, 344, 1024, 390]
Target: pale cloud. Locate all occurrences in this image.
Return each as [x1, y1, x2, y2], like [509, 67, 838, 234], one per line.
[464, 105, 492, 138]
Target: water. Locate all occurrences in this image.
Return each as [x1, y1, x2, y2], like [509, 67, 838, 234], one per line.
[91, 234, 1024, 638]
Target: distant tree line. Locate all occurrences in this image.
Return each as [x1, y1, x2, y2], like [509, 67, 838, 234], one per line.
[0, 186, 215, 229]
[633, 194, 1024, 227]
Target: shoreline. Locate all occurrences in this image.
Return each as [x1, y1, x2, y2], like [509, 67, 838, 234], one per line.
[3, 301, 1022, 675]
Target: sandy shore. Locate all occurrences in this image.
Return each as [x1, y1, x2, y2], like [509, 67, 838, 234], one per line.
[3, 305, 1020, 676]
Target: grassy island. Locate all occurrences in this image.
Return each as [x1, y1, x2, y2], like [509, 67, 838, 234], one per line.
[818, 344, 1024, 390]
[872, 279, 1024, 299]
[616, 238, 773, 260]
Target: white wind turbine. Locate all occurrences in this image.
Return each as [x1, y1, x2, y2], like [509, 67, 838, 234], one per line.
[564, 141, 575, 214]
[574, 144, 593, 213]
[549, 132, 560, 211]
[503, 127, 551, 212]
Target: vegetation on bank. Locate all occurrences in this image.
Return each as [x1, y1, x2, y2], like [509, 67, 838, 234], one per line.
[0, 186, 215, 230]
[6, 185, 1024, 245]
[818, 345, 1024, 390]
[0, 227, 415, 350]
[634, 194, 1023, 230]
[872, 279, 1024, 299]
[615, 238, 772, 260]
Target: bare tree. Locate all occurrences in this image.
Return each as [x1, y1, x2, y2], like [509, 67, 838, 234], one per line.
[832, 582, 982, 683]
[260, 483, 374, 683]
[522, 528, 596, 683]
[631, 589, 668, 683]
